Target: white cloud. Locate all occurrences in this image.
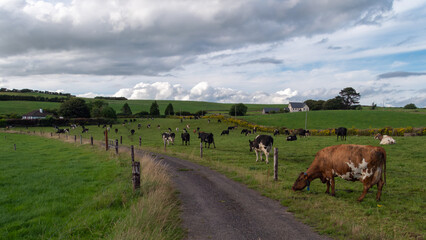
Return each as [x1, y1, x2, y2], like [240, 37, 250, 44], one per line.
[112, 81, 298, 104]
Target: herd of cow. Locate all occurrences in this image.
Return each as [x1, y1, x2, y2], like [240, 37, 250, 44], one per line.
[52, 120, 394, 202]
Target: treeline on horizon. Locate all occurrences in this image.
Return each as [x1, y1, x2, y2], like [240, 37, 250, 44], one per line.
[0, 88, 74, 102]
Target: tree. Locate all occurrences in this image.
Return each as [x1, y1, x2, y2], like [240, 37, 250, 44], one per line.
[150, 101, 160, 116]
[121, 103, 133, 116]
[89, 99, 108, 118]
[404, 103, 417, 109]
[323, 96, 345, 110]
[304, 99, 325, 111]
[229, 103, 248, 116]
[164, 103, 175, 115]
[339, 87, 361, 109]
[59, 98, 90, 118]
[101, 106, 117, 119]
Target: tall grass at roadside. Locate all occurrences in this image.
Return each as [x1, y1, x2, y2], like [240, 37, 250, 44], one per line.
[0, 132, 183, 240]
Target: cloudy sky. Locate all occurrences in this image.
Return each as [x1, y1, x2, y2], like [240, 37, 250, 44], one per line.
[0, 0, 425, 107]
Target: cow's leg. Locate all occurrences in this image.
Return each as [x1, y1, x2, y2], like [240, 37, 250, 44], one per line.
[255, 151, 259, 162]
[358, 183, 371, 202]
[330, 177, 336, 196]
[376, 177, 385, 201]
[264, 149, 269, 164]
[213, 141, 216, 148]
[325, 180, 330, 194]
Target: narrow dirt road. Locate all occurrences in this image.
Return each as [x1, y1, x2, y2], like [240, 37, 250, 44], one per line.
[136, 149, 330, 240]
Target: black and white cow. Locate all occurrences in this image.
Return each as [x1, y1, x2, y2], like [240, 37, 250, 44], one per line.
[221, 129, 229, 135]
[198, 132, 216, 148]
[181, 132, 190, 145]
[335, 127, 347, 141]
[286, 135, 297, 141]
[241, 129, 249, 135]
[273, 129, 280, 136]
[249, 135, 274, 164]
[162, 132, 176, 145]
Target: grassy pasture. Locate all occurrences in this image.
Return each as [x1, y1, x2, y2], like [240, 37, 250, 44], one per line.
[242, 110, 426, 129]
[0, 98, 281, 115]
[0, 132, 183, 240]
[13, 117, 425, 239]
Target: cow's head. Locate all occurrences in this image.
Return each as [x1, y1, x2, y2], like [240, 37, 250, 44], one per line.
[248, 140, 254, 152]
[292, 172, 310, 191]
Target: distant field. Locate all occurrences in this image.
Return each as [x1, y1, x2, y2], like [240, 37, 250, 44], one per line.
[0, 101, 61, 114]
[0, 98, 282, 115]
[241, 110, 426, 129]
[11, 118, 425, 240]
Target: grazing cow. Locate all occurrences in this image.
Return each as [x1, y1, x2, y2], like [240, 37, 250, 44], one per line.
[181, 132, 190, 145]
[198, 132, 216, 148]
[286, 135, 297, 141]
[157, 125, 161, 129]
[335, 127, 347, 141]
[147, 124, 151, 128]
[218, 119, 222, 123]
[82, 128, 89, 133]
[245, 130, 252, 136]
[249, 135, 274, 164]
[56, 128, 68, 134]
[228, 126, 236, 131]
[102, 124, 107, 128]
[130, 129, 135, 135]
[162, 132, 175, 145]
[284, 129, 290, 135]
[241, 129, 249, 135]
[292, 144, 386, 202]
[298, 129, 308, 137]
[273, 129, 279, 136]
[176, 127, 179, 132]
[115, 128, 118, 134]
[221, 129, 229, 135]
[138, 124, 141, 129]
[253, 127, 257, 134]
[168, 127, 172, 132]
[374, 133, 396, 145]
[186, 124, 190, 129]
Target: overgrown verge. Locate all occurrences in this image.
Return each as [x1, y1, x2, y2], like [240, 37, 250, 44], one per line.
[0, 131, 184, 240]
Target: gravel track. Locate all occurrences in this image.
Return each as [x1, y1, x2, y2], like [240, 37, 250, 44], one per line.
[136, 149, 330, 240]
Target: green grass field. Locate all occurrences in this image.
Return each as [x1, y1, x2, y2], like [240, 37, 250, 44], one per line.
[0, 132, 183, 240]
[0, 98, 281, 115]
[11, 117, 425, 239]
[241, 110, 426, 129]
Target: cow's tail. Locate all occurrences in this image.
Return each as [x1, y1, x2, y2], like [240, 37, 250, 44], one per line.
[382, 148, 386, 185]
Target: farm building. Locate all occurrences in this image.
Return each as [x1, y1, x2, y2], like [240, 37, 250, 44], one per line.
[22, 109, 48, 120]
[288, 102, 309, 112]
[262, 108, 281, 114]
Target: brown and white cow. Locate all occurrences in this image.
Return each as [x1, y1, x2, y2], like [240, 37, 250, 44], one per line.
[374, 133, 396, 145]
[292, 144, 386, 201]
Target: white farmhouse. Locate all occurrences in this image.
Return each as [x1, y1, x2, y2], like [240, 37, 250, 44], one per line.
[288, 102, 309, 112]
[22, 109, 48, 120]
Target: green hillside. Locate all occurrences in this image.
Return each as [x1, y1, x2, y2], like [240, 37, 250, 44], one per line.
[241, 110, 426, 129]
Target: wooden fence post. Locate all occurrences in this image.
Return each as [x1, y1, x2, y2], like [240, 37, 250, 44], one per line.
[120, 136, 122, 144]
[50, 132, 52, 137]
[131, 145, 140, 190]
[274, 147, 278, 181]
[115, 139, 119, 154]
[200, 142, 203, 158]
[139, 136, 141, 147]
[105, 130, 109, 151]
[91, 136, 93, 145]
[74, 135, 77, 142]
